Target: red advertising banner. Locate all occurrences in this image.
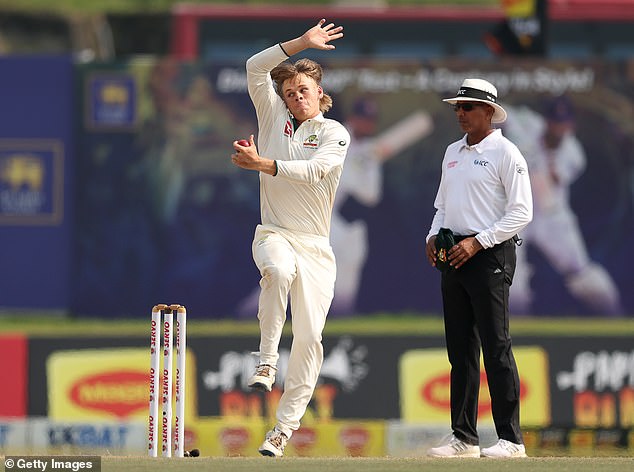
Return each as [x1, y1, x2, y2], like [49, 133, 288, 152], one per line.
[0, 335, 28, 417]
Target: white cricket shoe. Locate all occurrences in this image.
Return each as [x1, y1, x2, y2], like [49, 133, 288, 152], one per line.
[481, 439, 527, 458]
[258, 427, 288, 457]
[248, 364, 276, 392]
[427, 434, 480, 458]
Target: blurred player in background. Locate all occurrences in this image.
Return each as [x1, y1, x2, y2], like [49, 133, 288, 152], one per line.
[503, 95, 622, 315]
[231, 19, 348, 457]
[330, 97, 432, 315]
[140, 58, 254, 223]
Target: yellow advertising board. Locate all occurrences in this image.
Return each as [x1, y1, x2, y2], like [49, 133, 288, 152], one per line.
[47, 348, 197, 422]
[284, 420, 385, 457]
[189, 418, 266, 457]
[501, 0, 536, 17]
[399, 346, 550, 426]
[191, 418, 385, 457]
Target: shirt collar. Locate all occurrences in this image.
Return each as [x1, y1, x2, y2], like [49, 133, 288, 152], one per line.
[459, 128, 501, 153]
[289, 111, 325, 131]
[306, 112, 325, 123]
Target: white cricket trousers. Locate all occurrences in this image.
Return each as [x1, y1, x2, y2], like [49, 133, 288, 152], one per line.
[251, 224, 336, 437]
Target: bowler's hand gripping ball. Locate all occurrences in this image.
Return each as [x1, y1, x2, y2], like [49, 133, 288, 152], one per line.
[237, 139, 250, 147]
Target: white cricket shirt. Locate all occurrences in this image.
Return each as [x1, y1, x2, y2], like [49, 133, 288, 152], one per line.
[246, 45, 350, 238]
[427, 129, 533, 249]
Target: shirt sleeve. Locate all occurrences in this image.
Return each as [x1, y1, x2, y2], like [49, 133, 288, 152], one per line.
[427, 152, 448, 242]
[276, 125, 350, 184]
[246, 44, 289, 129]
[553, 134, 586, 185]
[476, 144, 533, 248]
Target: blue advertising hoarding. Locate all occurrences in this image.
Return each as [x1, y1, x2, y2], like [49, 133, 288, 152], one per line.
[0, 56, 75, 310]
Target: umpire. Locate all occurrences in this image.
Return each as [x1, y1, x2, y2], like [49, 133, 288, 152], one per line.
[425, 79, 533, 458]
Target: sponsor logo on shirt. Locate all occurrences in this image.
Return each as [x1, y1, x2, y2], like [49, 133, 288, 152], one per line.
[474, 159, 489, 167]
[447, 160, 459, 169]
[516, 164, 527, 175]
[303, 134, 319, 148]
[283, 120, 293, 137]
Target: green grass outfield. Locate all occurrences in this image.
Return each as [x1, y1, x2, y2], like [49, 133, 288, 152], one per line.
[3, 312, 634, 337]
[93, 456, 634, 472]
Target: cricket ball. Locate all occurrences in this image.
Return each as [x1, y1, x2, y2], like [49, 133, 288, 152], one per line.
[237, 139, 250, 146]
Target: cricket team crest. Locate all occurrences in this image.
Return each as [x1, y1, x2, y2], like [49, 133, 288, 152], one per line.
[437, 248, 448, 265]
[86, 73, 137, 130]
[434, 228, 456, 273]
[0, 139, 64, 225]
[303, 134, 319, 148]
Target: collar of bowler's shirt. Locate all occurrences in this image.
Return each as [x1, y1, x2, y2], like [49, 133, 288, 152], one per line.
[288, 110, 326, 126]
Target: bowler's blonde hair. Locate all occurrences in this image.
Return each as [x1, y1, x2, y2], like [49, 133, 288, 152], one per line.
[271, 58, 333, 113]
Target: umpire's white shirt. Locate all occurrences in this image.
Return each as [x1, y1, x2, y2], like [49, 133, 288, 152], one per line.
[427, 129, 533, 248]
[246, 44, 350, 238]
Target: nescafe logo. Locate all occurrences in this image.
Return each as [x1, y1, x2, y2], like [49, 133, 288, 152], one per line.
[70, 371, 148, 417]
[184, 427, 196, 446]
[421, 372, 528, 414]
[340, 426, 370, 456]
[293, 427, 317, 452]
[220, 427, 249, 450]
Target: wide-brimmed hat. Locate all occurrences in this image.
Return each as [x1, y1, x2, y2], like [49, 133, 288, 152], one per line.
[443, 78, 507, 123]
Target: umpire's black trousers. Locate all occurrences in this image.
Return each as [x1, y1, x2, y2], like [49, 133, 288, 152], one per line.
[440, 237, 523, 446]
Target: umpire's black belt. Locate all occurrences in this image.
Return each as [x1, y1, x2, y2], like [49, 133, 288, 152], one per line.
[453, 234, 521, 246]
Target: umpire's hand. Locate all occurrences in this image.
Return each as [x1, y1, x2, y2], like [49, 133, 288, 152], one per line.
[448, 237, 483, 269]
[425, 235, 437, 267]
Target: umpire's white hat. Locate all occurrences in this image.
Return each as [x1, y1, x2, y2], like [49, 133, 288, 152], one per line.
[443, 78, 507, 123]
